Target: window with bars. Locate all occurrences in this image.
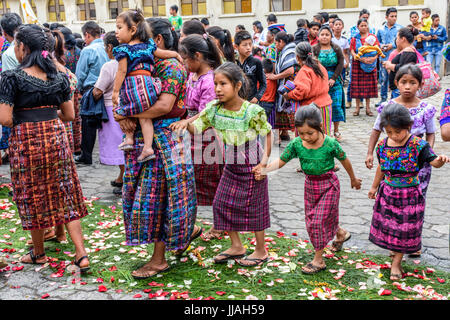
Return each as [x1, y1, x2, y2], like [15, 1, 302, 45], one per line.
[77, 0, 96, 20]
[322, 0, 358, 9]
[48, 0, 66, 21]
[270, 0, 302, 11]
[0, 0, 10, 15]
[143, 0, 166, 17]
[382, 0, 423, 5]
[109, 0, 129, 19]
[223, 0, 252, 14]
[181, 0, 207, 16]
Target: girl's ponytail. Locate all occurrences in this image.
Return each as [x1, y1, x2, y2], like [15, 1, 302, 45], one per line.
[207, 26, 235, 63]
[179, 34, 221, 69]
[295, 42, 324, 78]
[204, 34, 222, 69]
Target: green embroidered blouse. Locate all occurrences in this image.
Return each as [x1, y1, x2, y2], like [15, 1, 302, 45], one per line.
[192, 100, 272, 146]
[280, 136, 347, 175]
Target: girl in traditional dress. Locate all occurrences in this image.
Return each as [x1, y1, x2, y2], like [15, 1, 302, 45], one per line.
[366, 65, 437, 258]
[175, 62, 273, 267]
[112, 9, 180, 163]
[368, 103, 449, 281]
[282, 42, 333, 136]
[440, 89, 450, 141]
[256, 105, 361, 274]
[349, 19, 379, 116]
[0, 25, 90, 271]
[169, 34, 224, 246]
[313, 26, 346, 141]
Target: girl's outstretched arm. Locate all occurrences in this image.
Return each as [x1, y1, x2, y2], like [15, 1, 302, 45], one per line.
[430, 155, 450, 168]
[366, 129, 381, 169]
[112, 58, 128, 107]
[339, 158, 362, 190]
[254, 158, 287, 181]
[425, 132, 435, 149]
[368, 164, 384, 199]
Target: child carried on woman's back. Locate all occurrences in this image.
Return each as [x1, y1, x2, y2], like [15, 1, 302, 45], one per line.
[112, 9, 181, 163]
[255, 104, 362, 274]
[355, 34, 385, 73]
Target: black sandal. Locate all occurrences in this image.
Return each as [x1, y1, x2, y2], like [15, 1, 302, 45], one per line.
[20, 249, 46, 265]
[110, 180, 123, 188]
[74, 256, 90, 273]
[213, 252, 247, 264]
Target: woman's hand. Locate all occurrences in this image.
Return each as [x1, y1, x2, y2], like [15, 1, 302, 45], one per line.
[361, 56, 377, 65]
[368, 187, 378, 199]
[113, 111, 126, 122]
[168, 119, 189, 133]
[119, 118, 136, 133]
[282, 93, 290, 100]
[252, 163, 267, 181]
[174, 53, 183, 63]
[351, 177, 362, 190]
[365, 154, 374, 169]
[383, 60, 394, 72]
[328, 79, 335, 87]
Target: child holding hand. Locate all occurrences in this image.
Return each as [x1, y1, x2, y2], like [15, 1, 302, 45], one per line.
[368, 103, 450, 281]
[256, 105, 361, 274]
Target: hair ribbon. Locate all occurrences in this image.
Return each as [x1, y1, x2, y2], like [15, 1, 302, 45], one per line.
[42, 50, 49, 58]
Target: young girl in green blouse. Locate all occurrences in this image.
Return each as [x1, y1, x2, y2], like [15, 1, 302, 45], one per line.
[171, 62, 273, 267]
[256, 104, 362, 274]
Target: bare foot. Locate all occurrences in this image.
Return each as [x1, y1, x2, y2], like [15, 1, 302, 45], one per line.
[131, 261, 169, 279]
[201, 228, 223, 241]
[390, 265, 403, 281]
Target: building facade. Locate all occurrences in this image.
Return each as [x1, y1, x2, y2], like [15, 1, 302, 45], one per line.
[1, 0, 447, 35]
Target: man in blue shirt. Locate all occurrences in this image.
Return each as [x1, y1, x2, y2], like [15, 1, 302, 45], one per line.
[75, 21, 109, 165]
[376, 7, 402, 106]
[424, 14, 448, 74]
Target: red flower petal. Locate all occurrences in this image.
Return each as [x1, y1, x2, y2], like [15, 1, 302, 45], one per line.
[143, 289, 152, 293]
[41, 293, 50, 299]
[98, 285, 108, 292]
[216, 291, 226, 296]
[437, 278, 445, 283]
[133, 294, 142, 298]
[96, 277, 104, 283]
[108, 266, 117, 271]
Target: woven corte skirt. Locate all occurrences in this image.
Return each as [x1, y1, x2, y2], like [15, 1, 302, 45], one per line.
[9, 118, 88, 230]
[350, 60, 378, 99]
[304, 171, 340, 250]
[369, 181, 425, 254]
[213, 140, 270, 232]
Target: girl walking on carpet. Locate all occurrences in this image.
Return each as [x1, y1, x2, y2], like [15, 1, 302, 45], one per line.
[368, 103, 449, 281]
[255, 105, 362, 274]
[365, 65, 437, 258]
[174, 62, 273, 267]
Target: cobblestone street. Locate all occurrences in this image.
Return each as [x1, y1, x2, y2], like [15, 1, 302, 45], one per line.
[0, 78, 449, 299]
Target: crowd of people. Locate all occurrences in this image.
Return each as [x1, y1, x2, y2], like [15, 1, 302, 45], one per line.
[0, 4, 450, 281]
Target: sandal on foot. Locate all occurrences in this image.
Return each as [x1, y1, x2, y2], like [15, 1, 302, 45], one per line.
[132, 266, 170, 280]
[137, 153, 156, 163]
[330, 232, 351, 252]
[213, 252, 247, 264]
[353, 111, 360, 116]
[390, 273, 403, 281]
[174, 226, 203, 256]
[236, 256, 269, 267]
[110, 180, 123, 188]
[366, 110, 374, 117]
[74, 256, 90, 273]
[296, 167, 304, 173]
[118, 143, 134, 151]
[301, 262, 327, 274]
[334, 132, 342, 142]
[20, 249, 46, 265]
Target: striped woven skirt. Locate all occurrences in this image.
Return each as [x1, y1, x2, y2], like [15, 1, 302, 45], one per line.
[188, 109, 223, 206]
[63, 121, 74, 153]
[304, 171, 340, 250]
[369, 181, 425, 254]
[329, 80, 346, 123]
[115, 72, 162, 117]
[350, 60, 378, 99]
[275, 112, 295, 131]
[9, 117, 88, 230]
[318, 104, 332, 136]
[213, 139, 270, 232]
[122, 119, 197, 250]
